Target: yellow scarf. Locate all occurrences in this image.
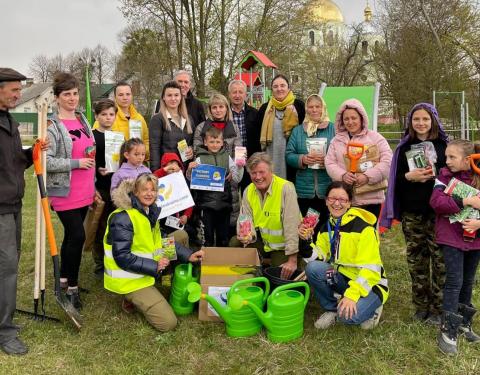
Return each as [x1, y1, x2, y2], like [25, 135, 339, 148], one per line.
[260, 91, 298, 149]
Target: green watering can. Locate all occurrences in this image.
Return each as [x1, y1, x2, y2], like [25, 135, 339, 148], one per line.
[186, 277, 270, 337]
[169, 263, 199, 315]
[231, 282, 310, 343]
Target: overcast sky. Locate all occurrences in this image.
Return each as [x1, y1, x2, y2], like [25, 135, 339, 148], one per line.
[2, 0, 372, 78]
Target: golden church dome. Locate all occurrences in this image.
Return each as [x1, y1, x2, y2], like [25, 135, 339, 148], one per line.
[307, 0, 344, 24]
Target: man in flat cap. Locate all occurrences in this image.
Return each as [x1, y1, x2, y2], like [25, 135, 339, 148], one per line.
[0, 68, 48, 355]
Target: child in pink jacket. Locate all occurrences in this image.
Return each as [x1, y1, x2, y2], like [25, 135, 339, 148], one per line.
[325, 99, 392, 221]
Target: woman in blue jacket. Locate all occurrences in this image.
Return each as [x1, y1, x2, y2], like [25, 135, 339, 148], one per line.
[286, 94, 335, 228]
[104, 173, 203, 331]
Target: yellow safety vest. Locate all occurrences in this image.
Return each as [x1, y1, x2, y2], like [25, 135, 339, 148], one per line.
[247, 175, 288, 252]
[104, 208, 162, 294]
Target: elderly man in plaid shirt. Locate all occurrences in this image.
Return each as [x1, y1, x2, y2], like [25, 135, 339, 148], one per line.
[228, 80, 259, 192]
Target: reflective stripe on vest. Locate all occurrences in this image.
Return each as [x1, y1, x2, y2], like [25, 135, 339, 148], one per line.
[104, 249, 164, 260]
[247, 175, 288, 252]
[103, 208, 162, 294]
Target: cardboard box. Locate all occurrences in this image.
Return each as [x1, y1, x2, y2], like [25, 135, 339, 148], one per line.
[198, 247, 260, 322]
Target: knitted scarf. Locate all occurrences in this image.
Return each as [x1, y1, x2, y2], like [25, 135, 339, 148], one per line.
[211, 121, 226, 130]
[260, 91, 298, 148]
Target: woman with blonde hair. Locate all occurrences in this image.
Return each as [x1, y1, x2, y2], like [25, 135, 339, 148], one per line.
[149, 81, 193, 171]
[286, 94, 335, 229]
[193, 92, 241, 156]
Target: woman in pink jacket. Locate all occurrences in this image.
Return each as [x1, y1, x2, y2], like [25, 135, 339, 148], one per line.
[325, 99, 392, 221]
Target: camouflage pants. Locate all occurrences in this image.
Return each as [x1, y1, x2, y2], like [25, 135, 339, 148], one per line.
[401, 212, 445, 314]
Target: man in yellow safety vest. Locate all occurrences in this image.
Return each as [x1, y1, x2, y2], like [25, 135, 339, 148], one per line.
[236, 152, 302, 279]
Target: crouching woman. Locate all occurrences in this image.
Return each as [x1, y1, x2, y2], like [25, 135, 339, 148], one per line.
[103, 173, 203, 331]
[301, 181, 388, 329]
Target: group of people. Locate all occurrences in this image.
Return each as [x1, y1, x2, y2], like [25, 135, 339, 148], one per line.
[0, 67, 479, 357]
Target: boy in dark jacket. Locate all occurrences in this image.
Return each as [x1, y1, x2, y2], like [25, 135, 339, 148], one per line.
[187, 127, 244, 246]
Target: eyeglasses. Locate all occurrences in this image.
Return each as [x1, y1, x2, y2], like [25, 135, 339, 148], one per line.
[326, 197, 349, 204]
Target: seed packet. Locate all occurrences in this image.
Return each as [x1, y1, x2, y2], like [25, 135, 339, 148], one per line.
[105, 131, 124, 172]
[234, 146, 247, 167]
[238, 214, 254, 240]
[306, 138, 327, 169]
[177, 139, 190, 162]
[159, 236, 177, 260]
[302, 208, 320, 229]
[444, 177, 480, 229]
[407, 141, 437, 175]
[129, 119, 142, 139]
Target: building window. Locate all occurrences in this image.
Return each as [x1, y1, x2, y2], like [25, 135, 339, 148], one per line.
[326, 30, 334, 46]
[309, 31, 315, 46]
[362, 41, 368, 56]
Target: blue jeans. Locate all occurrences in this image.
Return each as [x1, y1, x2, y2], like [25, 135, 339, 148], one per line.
[442, 246, 480, 313]
[306, 261, 382, 325]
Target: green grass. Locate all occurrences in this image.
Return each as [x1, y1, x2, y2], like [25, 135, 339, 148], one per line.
[1, 174, 480, 374]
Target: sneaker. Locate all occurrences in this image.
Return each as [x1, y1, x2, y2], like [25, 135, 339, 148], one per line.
[121, 299, 136, 314]
[60, 279, 68, 290]
[314, 311, 337, 329]
[361, 305, 383, 330]
[413, 310, 429, 322]
[425, 313, 442, 326]
[66, 288, 82, 311]
[0, 337, 28, 355]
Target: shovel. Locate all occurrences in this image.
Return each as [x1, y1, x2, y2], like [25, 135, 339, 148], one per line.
[346, 142, 365, 173]
[32, 141, 83, 330]
[470, 153, 480, 175]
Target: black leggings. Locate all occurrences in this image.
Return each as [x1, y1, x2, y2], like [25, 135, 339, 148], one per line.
[56, 206, 88, 287]
[202, 208, 230, 247]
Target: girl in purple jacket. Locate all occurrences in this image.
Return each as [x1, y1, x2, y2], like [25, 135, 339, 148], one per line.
[111, 138, 151, 191]
[430, 139, 480, 354]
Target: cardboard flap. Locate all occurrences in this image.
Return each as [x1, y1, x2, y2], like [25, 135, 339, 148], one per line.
[200, 247, 260, 266]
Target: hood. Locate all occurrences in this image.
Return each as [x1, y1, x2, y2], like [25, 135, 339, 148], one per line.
[111, 179, 136, 209]
[342, 207, 377, 226]
[405, 103, 448, 142]
[438, 165, 472, 183]
[161, 152, 184, 171]
[334, 99, 369, 134]
[48, 111, 90, 128]
[116, 103, 139, 121]
[380, 102, 449, 229]
[111, 178, 161, 221]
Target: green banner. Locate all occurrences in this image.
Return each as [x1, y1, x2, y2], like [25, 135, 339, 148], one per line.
[321, 86, 377, 130]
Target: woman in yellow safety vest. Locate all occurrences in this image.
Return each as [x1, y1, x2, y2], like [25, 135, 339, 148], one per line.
[103, 173, 203, 332]
[300, 181, 388, 330]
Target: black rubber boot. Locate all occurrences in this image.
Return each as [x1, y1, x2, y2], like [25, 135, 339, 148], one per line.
[458, 304, 480, 343]
[437, 311, 463, 355]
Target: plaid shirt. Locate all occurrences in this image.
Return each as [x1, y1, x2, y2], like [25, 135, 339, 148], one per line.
[232, 105, 247, 147]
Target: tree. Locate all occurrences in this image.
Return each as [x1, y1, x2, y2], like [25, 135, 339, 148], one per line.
[119, 0, 269, 96]
[116, 26, 171, 117]
[29, 55, 50, 83]
[374, 0, 478, 118]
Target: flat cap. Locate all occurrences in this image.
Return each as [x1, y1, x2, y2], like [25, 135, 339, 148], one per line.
[0, 68, 27, 83]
